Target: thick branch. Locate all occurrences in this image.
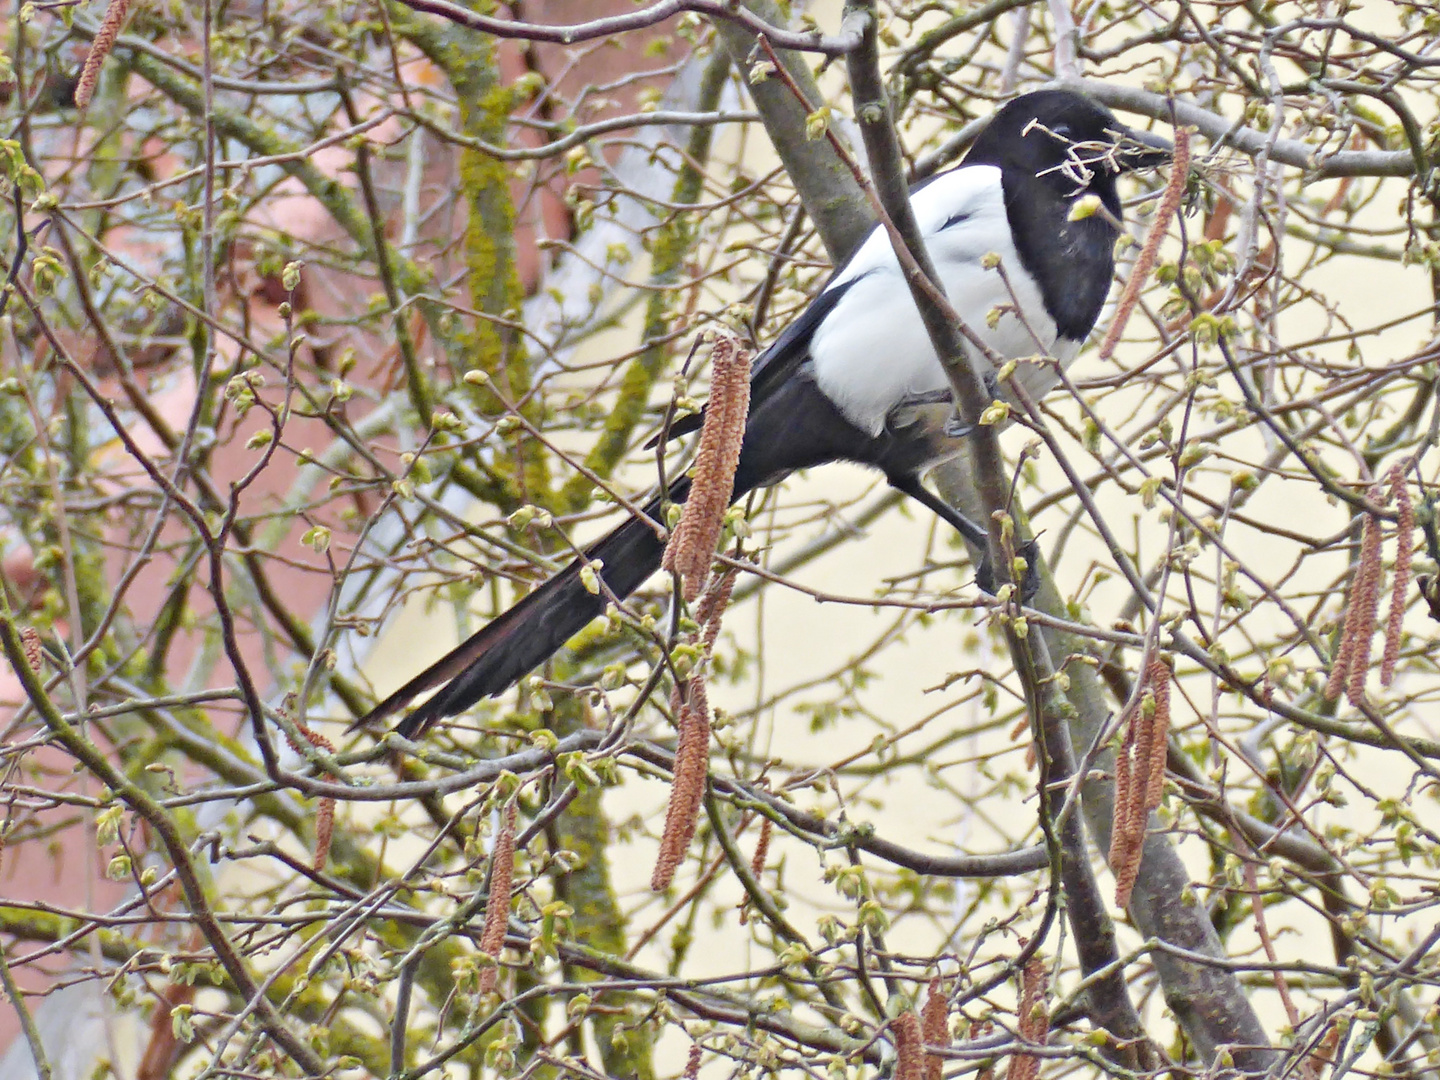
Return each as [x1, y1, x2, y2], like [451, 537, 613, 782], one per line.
[394, 0, 863, 55]
[712, 1, 872, 261]
[1071, 78, 1416, 179]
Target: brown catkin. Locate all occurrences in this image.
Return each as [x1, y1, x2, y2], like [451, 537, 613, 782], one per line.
[1143, 659, 1171, 811]
[477, 801, 517, 996]
[279, 717, 339, 871]
[1131, 689, 1158, 810]
[651, 678, 711, 891]
[653, 563, 735, 893]
[894, 1011, 924, 1080]
[1107, 671, 1162, 906]
[1344, 505, 1385, 706]
[1323, 617, 1354, 702]
[282, 715, 335, 756]
[1382, 467, 1414, 687]
[750, 815, 772, 878]
[1110, 822, 1144, 909]
[683, 1044, 702, 1080]
[19, 626, 41, 673]
[1109, 703, 1146, 907]
[314, 796, 335, 872]
[1097, 126, 1191, 362]
[662, 335, 751, 601]
[921, 977, 949, 1080]
[1325, 498, 1383, 702]
[1108, 728, 1135, 854]
[696, 567, 738, 654]
[74, 0, 133, 110]
[1006, 957, 1049, 1080]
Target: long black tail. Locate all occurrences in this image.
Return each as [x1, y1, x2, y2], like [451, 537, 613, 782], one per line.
[360, 372, 884, 738]
[361, 477, 690, 739]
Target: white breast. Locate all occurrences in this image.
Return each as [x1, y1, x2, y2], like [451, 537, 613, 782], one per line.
[808, 165, 1078, 436]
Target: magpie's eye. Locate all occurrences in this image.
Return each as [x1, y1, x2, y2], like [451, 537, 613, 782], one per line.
[1052, 123, 1073, 142]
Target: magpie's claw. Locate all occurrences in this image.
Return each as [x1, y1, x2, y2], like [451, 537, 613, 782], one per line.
[944, 371, 1006, 438]
[974, 538, 1042, 604]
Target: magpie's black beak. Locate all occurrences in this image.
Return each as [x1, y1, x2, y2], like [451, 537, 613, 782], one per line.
[1116, 127, 1173, 171]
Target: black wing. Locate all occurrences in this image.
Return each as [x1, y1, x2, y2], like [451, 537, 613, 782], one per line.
[652, 273, 864, 445]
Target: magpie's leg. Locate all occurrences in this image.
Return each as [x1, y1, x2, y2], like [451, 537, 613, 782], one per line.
[887, 472, 1042, 602]
[887, 472, 987, 548]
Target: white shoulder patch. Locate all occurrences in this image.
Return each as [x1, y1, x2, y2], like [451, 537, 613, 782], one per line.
[808, 165, 1068, 435]
[908, 165, 1007, 235]
[828, 166, 1006, 291]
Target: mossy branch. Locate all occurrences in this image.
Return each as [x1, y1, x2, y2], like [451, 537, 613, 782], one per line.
[0, 614, 327, 1075]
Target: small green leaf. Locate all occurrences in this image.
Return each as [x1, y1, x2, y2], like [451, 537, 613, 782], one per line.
[979, 400, 1010, 426]
[172, 1003, 194, 1043]
[1068, 194, 1102, 220]
[804, 105, 831, 141]
[579, 559, 603, 594]
[95, 805, 123, 847]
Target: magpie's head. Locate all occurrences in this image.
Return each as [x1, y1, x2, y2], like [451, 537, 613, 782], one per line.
[968, 90, 1172, 207]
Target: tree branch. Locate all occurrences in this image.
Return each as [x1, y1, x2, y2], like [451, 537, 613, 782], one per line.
[391, 0, 864, 55]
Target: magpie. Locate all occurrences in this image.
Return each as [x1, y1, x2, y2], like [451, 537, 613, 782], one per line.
[357, 89, 1172, 738]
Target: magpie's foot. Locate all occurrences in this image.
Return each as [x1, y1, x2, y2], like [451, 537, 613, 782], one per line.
[974, 538, 1042, 604]
[944, 372, 1006, 438]
[945, 415, 976, 438]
